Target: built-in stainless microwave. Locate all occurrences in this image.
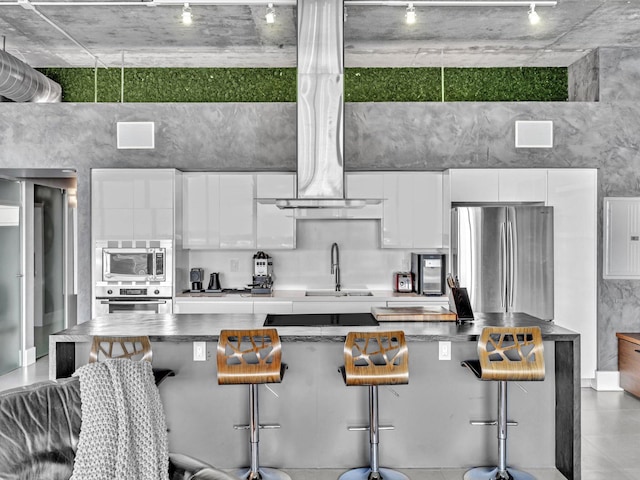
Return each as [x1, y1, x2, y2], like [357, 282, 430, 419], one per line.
[411, 253, 446, 296]
[102, 247, 165, 282]
[96, 240, 172, 284]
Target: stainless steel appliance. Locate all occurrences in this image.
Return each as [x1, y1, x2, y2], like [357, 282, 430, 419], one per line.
[94, 240, 173, 316]
[94, 286, 173, 315]
[251, 251, 273, 294]
[451, 205, 554, 320]
[97, 240, 170, 283]
[411, 253, 446, 295]
[394, 272, 413, 293]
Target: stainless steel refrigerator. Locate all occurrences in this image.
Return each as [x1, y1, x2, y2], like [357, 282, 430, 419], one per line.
[451, 205, 554, 320]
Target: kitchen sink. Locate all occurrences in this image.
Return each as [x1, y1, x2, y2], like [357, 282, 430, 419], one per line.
[305, 290, 373, 297]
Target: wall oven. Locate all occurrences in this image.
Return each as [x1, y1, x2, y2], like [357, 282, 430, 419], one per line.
[94, 287, 173, 315]
[94, 240, 173, 316]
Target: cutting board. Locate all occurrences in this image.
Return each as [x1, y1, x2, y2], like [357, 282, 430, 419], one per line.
[371, 306, 457, 322]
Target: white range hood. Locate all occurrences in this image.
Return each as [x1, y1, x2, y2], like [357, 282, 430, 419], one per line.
[273, 0, 381, 213]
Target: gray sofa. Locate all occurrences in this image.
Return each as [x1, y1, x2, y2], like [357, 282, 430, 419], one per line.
[0, 377, 236, 480]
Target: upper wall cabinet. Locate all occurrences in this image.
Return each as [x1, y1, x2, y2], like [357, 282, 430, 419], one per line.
[92, 169, 175, 240]
[183, 173, 256, 249]
[380, 172, 444, 249]
[449, 169, 547, 203]
[257, 174, 296, 249]
[183, 172, 296, 250]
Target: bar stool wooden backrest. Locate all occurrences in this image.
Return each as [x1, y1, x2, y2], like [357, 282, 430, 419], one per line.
[217, 329, 283, 385]
[477, 326, 545, 382]
[89, 336, 153, 363]
[343, 331, 409, 386]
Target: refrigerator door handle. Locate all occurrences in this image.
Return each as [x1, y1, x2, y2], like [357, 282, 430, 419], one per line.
[508, 221, 515, 309]
[500, 221, 507, 309]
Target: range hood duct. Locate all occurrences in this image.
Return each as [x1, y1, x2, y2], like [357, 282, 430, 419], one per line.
[274, 0, 380, 210]
[0, 50, 61, 103]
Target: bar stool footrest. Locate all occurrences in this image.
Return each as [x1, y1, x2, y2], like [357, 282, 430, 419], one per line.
[234, 467, 291, 480]
[469, 420, 518, 426]
[233, 424, 281, 430]
[339, 467, 410, 480]
[347, 425, 394, 431]
[463, 466, 536, 480]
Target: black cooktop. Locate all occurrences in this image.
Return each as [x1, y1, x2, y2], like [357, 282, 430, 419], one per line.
[264, 313, 379, 327]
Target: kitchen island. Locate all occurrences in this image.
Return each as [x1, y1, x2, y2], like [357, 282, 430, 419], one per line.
[50, 313, 580, 479]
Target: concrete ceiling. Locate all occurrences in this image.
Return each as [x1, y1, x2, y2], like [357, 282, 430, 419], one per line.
[0, 0, 638, 68]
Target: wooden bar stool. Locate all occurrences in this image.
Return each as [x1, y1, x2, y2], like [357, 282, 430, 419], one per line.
[339, 331, 409, 480]
[89, 335, 175, 385]
[217, 329, 290, 480]
[461, 327, 545, 480]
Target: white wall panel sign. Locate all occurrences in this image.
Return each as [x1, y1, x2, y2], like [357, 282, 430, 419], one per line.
[515, 120, 553, 148]
[116, 122, 155, 149]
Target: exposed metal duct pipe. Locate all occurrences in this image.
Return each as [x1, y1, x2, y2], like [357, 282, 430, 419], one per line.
[0, 49, 61, 102]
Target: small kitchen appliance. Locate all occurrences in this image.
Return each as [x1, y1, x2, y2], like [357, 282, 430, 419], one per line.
[394, 272, 413, 293]
[207, 272, 222, 292]
[411, 253, 446, 296]
[190, 267, 204, 292]
[251, 251, 273, 294]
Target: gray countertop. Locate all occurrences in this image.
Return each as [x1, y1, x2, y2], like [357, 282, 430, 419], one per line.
[175, 289, 448, 302]
[51, 312, 579, 343]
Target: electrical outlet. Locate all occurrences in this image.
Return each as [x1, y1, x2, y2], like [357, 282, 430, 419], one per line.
[193, 341, 207, 361]
[230, 258, 239, 272]
[439, 341, 451, 361]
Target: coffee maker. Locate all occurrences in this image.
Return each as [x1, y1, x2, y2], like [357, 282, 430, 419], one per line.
[251, 251, 273, 294]
[189, 267, 204, 292]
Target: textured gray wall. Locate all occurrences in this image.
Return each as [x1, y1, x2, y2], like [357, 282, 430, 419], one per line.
[2, 48, 640, 371]
[599, 47, 640, 102]
[569, 49, 599, 102]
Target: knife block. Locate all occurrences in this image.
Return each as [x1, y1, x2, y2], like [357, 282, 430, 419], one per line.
[448, 287, 474, 322]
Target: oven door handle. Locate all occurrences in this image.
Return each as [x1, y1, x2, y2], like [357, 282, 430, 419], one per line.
[99, 300, 168, 305]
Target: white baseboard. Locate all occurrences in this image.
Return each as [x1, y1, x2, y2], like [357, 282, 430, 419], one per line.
[20, 347, 37, 366]
[591, 370, 624, 391]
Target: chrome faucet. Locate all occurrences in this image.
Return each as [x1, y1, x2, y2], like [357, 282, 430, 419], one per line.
[330, 242, 341, 292]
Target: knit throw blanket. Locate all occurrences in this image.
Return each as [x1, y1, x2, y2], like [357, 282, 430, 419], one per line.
[71, 359, 169, 480]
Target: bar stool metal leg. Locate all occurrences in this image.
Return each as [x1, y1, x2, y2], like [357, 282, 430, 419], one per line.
[339, 386, 409, 480]
[234, 385, 291, 480]
[463, 382, 536, 480]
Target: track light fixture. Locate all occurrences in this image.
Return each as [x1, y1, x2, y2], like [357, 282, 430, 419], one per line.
[528, 3, 540, 24]
[405, 2, 416, 24]
[181, 2, 192, 25]
[265, 2, 275, 23]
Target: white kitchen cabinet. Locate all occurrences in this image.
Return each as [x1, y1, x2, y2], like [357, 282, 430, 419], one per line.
[449, 169, 546, 203]
[219, 175, 256, 249]
[256, 174, 296, 249]
[253, 301, 293, 314]
[547, 168, 597, 380]
[344, 173, 384, 219]
[92, 169, 175, 240]
[499, 169, 547, 202]
[183, 173, 220, 248]
[382, 172, 444, 249]
[183, 173, 256, 249]
[174, 300, 253, 314]
[449, 169, 499, 203]
[292, 301, 386, 314]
